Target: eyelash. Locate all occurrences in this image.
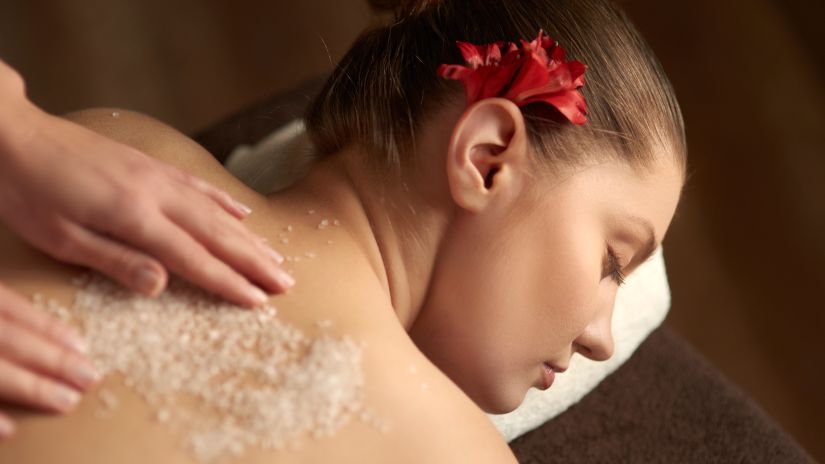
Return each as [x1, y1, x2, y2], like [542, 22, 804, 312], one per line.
[607, 247, 627, 287]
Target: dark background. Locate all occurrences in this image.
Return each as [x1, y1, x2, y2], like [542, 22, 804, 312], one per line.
[2, 0, 823, 459]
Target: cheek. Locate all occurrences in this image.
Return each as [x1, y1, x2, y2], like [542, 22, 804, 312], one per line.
[411, 206, 602, 412]
[410, 213, 539, 411]
[529, 221, 601, 344]
[528, 205, 607, 349]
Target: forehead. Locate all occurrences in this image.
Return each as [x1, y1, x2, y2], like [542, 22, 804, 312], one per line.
[541, 158, 683, 241]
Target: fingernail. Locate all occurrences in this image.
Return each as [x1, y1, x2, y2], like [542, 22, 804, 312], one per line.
[135, 266, 162, 295]
[265, 245, 284, 264]
[63, 331, 89, 355]
[234, 200, 252, 216]
[276, 269, 295, 288]
[247, 286, 269, 306]
[71, 361, 102, 389]
[52, 385, 81, 412]
[0, 416, 14, 438]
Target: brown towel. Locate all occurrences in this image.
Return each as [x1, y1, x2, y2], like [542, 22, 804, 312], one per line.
[509, 327, 817, 463]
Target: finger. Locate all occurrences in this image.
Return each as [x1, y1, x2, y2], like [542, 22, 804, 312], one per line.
[0, 357, 81, 414]
[54, 222, 169, 297]
[164, 197, 294, 294]
[0, 411, 15, 441]
[0, 283, 88, 355]
[163, 164, 252, 220]
[116, 214, 272, 307]
[0, 316, 100, 391]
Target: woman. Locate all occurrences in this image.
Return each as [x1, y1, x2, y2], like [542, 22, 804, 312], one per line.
[0, 0, 686, 461]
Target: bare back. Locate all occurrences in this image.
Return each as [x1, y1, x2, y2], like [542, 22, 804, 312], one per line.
[0, 109, 516, 464]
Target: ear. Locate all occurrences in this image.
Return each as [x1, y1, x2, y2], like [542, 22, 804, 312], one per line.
[446, 98, 529, 213]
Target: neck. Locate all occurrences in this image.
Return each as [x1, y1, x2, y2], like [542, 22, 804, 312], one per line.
[271, 149, 451, 330]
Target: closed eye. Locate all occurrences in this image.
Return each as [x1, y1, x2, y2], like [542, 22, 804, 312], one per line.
[607, 247, 627, 287]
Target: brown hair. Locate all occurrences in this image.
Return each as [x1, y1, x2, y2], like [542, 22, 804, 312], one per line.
[305, 0, 687, 181]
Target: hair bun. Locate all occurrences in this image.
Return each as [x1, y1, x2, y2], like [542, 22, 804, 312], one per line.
[367, 0, 439, 17]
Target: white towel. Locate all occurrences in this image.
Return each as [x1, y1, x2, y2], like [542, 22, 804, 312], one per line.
[223, 120, 672, 442]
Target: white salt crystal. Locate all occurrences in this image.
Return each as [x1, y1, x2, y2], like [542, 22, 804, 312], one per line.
[32, 272, 368, 464]
[98, 389, 119, 410]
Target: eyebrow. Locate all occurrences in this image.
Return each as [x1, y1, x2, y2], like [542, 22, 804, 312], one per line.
[625, 214, 659, 270]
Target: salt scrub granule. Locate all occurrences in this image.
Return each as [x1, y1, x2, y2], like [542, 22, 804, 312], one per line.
[317, 219, 330, 230]
[358, 406, 391, 434]
[98, 389, 118, 409]
[36, 273, 370, 463]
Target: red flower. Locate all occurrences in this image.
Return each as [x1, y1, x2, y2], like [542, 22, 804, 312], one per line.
[437, 30, 588, 125]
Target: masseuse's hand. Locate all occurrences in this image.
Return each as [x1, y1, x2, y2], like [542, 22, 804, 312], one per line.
[0, 61, 293, 308]
[0, 282, 97, 440]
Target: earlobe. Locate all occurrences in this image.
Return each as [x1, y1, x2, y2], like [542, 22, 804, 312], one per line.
[445, 98, 529, 213]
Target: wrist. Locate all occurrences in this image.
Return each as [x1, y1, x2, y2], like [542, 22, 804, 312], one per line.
[0, 59, 26, 100]
[0, 74, 43, 163]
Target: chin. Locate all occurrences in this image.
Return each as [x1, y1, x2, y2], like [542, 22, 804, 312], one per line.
[470, 382, 529, 415]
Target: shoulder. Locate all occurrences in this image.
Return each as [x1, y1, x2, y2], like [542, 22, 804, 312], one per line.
[62, 107, 253, 197]
[256, 237, 516, 463]
[299, 289, 518, 463]
[310, 251, 517, 463]
[64, 107, 204, 158]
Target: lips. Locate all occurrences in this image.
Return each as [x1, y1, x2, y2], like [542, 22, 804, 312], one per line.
[539, 361, 568, 390]
[545, 362, 568, 373]
[540, 363, 556, 390]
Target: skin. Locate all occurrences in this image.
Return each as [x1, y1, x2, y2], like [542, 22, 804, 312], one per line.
[330, 98, 685, 413]
[0, 95, 682, 461]
[0, 59, 292, 438]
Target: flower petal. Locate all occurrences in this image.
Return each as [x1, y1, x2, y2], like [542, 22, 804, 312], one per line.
[568, 61, 587, 87]
[522, 89, 588, 125]
[502, 48, 551, 102]
[456, 41, 484, 68]
[465, 62, 521, 103]
[483, 43, 503, 66]
[438, 31, 588, 125]
[437, 63, 473, 81]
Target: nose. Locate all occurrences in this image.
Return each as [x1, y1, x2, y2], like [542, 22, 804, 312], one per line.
[573, 322, 614, 361]
[572, 291, 616, 362]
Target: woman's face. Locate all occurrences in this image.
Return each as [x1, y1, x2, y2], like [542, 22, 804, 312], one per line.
[409, 157, 683, 413]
